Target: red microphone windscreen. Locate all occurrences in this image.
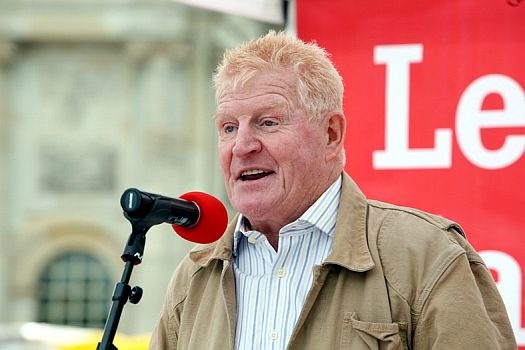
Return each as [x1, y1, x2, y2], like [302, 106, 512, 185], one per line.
[172, 192, 228, 244]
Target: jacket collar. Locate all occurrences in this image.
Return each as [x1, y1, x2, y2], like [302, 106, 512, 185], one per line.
[189, 171, 374, 272]
[188, 215, 237, 267]
[323, 172, 374, 271]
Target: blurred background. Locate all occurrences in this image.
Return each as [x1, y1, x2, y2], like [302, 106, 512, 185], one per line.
[0, 0, 282, 348]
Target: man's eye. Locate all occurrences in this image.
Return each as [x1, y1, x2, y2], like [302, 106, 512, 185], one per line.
[224, 125, 236, 134]
[261, 120, 278, 127]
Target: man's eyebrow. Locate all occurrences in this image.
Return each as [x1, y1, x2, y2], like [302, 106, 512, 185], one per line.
[254, 97, 295, 115]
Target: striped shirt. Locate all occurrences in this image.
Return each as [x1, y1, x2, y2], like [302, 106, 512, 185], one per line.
[232, 176, 342, 350]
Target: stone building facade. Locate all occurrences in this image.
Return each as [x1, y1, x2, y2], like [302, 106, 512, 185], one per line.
[0, 1, 277, 335]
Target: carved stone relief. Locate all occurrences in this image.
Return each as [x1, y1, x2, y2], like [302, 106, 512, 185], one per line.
[39, 142, 116, 192]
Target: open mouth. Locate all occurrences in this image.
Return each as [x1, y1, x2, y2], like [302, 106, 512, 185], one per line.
[240, 169, 274, 181]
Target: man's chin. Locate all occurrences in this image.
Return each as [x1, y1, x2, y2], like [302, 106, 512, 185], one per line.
[234, 200, 275, 220]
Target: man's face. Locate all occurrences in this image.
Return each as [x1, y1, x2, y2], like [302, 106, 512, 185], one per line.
[215, 70, 333, 229]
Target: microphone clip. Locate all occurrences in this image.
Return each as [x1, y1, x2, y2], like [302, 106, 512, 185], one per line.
[120, 207, 157, 265]
[121, 223, 148, 265]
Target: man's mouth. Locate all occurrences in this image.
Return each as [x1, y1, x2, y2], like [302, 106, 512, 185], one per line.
[239, 169, 274, 181]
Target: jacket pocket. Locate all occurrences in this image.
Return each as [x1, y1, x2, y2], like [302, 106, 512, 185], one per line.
[341, 312, 408, 350]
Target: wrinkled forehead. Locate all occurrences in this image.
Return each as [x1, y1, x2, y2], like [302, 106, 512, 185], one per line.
[215, 70, 299, 116]
[215, 95, 291, 120]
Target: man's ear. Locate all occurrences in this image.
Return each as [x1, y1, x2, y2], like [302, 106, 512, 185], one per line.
[324, 111, 346, 161]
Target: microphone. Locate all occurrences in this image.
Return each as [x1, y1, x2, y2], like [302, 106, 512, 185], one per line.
[120, 188, 228, 244]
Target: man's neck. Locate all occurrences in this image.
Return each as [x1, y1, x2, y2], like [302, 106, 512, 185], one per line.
[242, 173, 343, 252]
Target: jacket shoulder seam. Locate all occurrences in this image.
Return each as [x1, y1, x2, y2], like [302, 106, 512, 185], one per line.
[376, 209, 466, 316]
[412, 252, 466, 348]
[368, 200, 464, 235]
[372, 211, 411, 305]
[412, 248, 465, 318]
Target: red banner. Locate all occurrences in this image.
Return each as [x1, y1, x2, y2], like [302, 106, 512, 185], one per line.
[297, 0, 525, 346]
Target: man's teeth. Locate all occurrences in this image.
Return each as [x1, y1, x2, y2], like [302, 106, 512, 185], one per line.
[240, 170, 273, 180]
[242, 170, 268, 176]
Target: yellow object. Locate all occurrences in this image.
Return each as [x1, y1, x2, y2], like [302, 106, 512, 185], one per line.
[58, 332, 150, 350]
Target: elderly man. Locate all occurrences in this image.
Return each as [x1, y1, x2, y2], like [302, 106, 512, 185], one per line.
[149, 31, 516, 350]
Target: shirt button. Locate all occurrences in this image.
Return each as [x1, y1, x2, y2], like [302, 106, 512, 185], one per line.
[248, 236, 257, 244]
[275, 268, 286, 278]
[270, 331, 279, 341]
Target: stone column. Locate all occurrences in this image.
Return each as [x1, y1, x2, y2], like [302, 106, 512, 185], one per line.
[121, 40, 197, 334]
[0, 40, 16, 322]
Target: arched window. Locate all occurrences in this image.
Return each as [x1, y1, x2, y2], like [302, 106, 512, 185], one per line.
[37, 252, 112, 328]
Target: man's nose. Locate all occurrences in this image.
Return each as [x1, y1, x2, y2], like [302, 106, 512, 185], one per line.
[232, 125, 262, 157]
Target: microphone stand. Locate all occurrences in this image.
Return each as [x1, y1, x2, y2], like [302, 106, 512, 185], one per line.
[97, 217, 154, 350]
[98, 189, 202, 349]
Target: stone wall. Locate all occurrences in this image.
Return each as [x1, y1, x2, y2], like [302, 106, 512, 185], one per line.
[0, 0, 277, 335]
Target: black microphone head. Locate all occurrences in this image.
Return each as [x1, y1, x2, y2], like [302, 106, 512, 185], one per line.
[121, 188, 154, 218]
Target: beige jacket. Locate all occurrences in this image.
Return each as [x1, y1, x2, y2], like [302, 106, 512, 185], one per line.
[149, 173, 516, 349]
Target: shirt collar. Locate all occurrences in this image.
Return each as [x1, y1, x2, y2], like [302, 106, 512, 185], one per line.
[232, 175, 342, 256]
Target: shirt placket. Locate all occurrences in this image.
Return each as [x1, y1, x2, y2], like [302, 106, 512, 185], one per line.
[268, 234, 297, 350]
